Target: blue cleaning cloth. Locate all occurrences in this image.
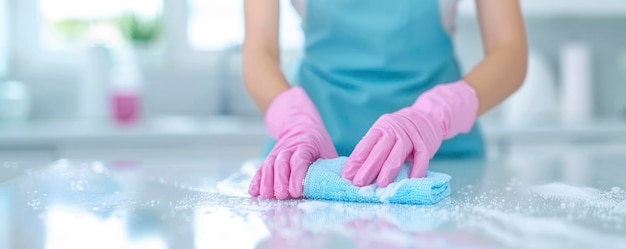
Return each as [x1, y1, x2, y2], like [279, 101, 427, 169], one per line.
[303, 157, 451, 205]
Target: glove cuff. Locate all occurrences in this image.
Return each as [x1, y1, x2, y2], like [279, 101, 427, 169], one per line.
[412, 80, 479, 139]
[265, 86, 325, 139]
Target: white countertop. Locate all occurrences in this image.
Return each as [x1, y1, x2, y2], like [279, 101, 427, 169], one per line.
[1, 144, 625, 249]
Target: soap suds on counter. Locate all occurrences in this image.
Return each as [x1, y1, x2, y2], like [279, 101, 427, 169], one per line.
[50, 158, 626, 249]
[375, 179, 409, 203]
[357, 185, 376, 196]
[215, 159, 260, 197]
[469, 207, 626, 249]
[528, 182, 626, 218]
[172, 161, 626, 249]
[529, 182, 601, 202]
[611, 187, 622, 193]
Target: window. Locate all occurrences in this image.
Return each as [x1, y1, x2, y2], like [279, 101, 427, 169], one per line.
[187, 0, 304, 51]
[39, 0, 163, 51]
[15, 0, 303, 75]
[0, 0, 8, 76]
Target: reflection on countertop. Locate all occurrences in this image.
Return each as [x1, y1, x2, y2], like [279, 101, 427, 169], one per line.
[1, 144, 626, 249]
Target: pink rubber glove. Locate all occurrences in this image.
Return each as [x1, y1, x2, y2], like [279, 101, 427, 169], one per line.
[249, 87, 338, 199]
[343, 81, 479, 187]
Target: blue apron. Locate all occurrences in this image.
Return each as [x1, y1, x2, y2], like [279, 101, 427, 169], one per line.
[266, 0, 484, 159]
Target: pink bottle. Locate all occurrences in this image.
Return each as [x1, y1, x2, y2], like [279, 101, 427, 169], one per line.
[109, 62, 143, 125]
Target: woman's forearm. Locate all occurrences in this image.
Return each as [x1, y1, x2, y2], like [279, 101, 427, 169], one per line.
[242, 46, 291, 113]
[243, 0, 289, 113]
[464, 0, 528, 116]
[464, 42, 528, 116]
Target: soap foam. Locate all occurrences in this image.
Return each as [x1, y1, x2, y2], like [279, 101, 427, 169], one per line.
[171, 178, 626, 249]
[357, 185, 376, 196]
[529, 182, 601, 202]
[470, 207, 626, 249]
[187, 162, 626, 249]
[375, 179, 410, 203]
[215, 159, 260, 197]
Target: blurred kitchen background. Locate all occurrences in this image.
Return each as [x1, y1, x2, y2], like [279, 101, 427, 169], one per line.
[0, 0, 625, 161]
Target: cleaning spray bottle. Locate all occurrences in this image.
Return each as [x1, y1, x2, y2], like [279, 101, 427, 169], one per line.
[109, 49, 143, 125]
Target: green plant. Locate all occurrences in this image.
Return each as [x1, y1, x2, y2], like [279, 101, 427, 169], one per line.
[52, 19, 91, 42]
[117, 12, 162, 45]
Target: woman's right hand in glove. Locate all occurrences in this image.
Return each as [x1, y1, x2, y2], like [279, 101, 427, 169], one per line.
[248, 87, 338, 200]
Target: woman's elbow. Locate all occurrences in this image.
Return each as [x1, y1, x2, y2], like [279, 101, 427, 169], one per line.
[511, 41, 529, 90]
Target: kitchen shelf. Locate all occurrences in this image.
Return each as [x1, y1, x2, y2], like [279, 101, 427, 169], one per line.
[0, 117, 625, 149]
[459, 0, 626, 18]
[482, 121, 626, 143]
[0, 116, 268, 148]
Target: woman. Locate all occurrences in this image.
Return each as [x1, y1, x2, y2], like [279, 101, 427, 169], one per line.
[244, 0, 527, 199]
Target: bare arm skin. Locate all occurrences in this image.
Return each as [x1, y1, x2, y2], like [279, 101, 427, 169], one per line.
[465, 0, 529, 115]
[243, 0, 290, 113]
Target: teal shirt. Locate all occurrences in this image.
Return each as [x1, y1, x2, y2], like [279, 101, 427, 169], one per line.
[267, 0, 484, 159]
